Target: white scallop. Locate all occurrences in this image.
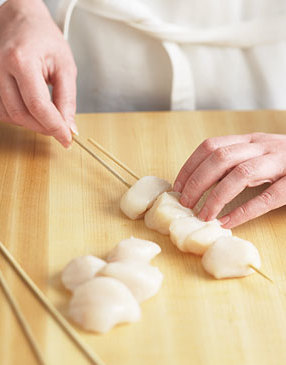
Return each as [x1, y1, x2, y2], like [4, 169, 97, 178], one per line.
[202, 236, 261, 279]
[144, 192, 193, 235]
[107, 237, 161, 263]
[99, 261, 163, 303]
[170, 217, 231, 255]
[69, 277, 141, 333]
[61, 255, 106, 291]
[120, 176, 171, 220]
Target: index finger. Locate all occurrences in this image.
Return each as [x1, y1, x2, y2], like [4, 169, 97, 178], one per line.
[13, 64, 72, 147]
[173, 134, 253, 193]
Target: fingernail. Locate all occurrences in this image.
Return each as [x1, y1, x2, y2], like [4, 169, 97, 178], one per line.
[219, 215, 230, 226]
[181, 195, 190, 207]
[198, 206, 208, 221]
[173, 181, 182, 192]
[71, 124, 79, 136]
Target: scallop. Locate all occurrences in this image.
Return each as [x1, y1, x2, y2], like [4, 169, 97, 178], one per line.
[107, 237, 161, 263]
[170, 217, 231, 255]
[69, 277, 141, 333]
[120, 176, 171, 220]
[202, 236, 261, 279]
[144, 192, 193, 235]
[61, 255, 106, 291]
[99, 261, 163, 303]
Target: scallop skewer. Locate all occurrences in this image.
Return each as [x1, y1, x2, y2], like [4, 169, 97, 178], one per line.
[76, 137, 273, 284]
[0, 269, 47, 365]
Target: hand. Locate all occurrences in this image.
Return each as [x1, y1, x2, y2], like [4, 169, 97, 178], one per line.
[174, 133, 286, 228]
[0, 0, 77, 147]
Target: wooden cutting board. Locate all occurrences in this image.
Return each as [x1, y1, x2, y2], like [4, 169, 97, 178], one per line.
[0, 110, 286, 365]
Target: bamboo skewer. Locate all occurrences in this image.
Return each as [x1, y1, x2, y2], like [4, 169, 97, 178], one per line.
[248, 264, 273, 283]
[0, 270, 48, 365]
[72, 135, 131, 188]
[88, 138, 140, 180]
[0, 242, 105, 365]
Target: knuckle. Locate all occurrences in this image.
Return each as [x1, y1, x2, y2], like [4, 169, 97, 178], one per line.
[236, 204, 251, 220]
[6, 48, 27, 69]
[27, 97, 46, 116]
[201, 138, 217, 154]
[234, 163, 254, 179]
[258, 191, 274, 208]
[212, 146, 232, 163]
[186, 175, 201, 191]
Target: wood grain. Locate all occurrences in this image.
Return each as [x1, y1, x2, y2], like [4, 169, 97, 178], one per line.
[0, 111, 286, 365]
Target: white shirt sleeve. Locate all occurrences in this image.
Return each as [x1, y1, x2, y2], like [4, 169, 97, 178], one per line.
[0, 0, 8, 6]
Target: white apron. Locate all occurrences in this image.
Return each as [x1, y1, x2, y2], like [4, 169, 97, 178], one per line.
[51, 0, 286, 112]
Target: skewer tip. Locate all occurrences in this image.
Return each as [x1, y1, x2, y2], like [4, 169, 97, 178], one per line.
[248, 264, 273, 284]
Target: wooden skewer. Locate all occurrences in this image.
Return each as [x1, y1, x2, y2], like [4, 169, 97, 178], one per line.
[0, 242, 105, 365]
[72, 135, 131, 188]
[248, 264, 273, 283]
[0, 269, 48, 365]
[88, 138, 140, 180]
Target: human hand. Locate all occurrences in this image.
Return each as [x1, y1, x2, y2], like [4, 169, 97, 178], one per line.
[0, 0, 77, 147]
[173, 133, 286, 228]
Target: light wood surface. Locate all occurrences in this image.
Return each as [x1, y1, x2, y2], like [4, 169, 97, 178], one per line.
[0, 110, 286, 365]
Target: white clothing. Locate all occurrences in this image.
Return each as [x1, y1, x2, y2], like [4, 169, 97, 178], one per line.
[50, 0, 286, 112]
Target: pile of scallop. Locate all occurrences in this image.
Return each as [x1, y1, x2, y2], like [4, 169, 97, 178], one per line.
[62, 237, 163, 333]
[120, 176, 261, 280]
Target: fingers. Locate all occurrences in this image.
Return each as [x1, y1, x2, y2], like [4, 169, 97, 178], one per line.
[179, 142, 266, 208]
[197, 154, 284, 222]
[219, 175, 286, 228]
[0, 75, 49, 134]
[12, 62, 72, 147]
[173, 134, 253, 193]
[52, 62, 78, 134]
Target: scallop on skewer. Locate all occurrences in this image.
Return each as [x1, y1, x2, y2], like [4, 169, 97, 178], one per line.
[144, 192, 194, 235]
[170, 216, 231, 255]
[201, 236, 261, 279]
[120, 176, 172, 220]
